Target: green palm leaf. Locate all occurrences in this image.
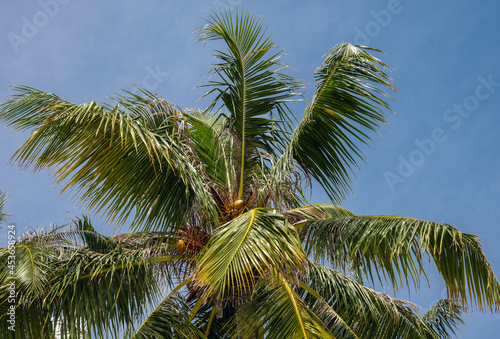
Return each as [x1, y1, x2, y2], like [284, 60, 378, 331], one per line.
[237, 275, 333, 338]
[0, 296, 54, 339]
[0, 190, 8, 224]
[0, 243, 56, 303]
[0, 239, 62, 338]
[301, 262, 440, 338]
[0, 86, 217, 233]
[186, 110, 235, 190]
[297, 279, 359, 339]
[422, 300, 465, 339]
[132, 290, 204, 339]
[0, 218, 187, 338]
[191, 301, 236, 338]
[284, 204, 355, 229]
[291, 205, 500, 311]
[17, 216, 118, 253]
[196, 208, 306, 299]
[277, 43, 395, 203]
[196, 7, 301, 199]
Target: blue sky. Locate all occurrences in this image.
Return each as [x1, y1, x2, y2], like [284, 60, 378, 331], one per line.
[1, 0, 499, 337]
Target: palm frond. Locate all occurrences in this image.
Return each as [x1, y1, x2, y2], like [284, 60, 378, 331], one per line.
[131, 291, 205, 339]
[237, 275, 333, 338]
[0, 86, 217, 233]
[16, 216, 118, 254]
[0, 190, 9, 224]
[186, 110, 235, 190]
[0, 220, 187, 339]
[301, 262, 442, 338]
[0, 239, 60, 338]
[196, 6, 302, 199]
[49, 255, 162, 338]
[191, 301, 236, 338]
[0, 243, 56, 302]
[196, 208, 306, 300]
[296, 207, 500, 311]
[422, 299, 465, 339]
[0, 294, 54, 339]
[277, 43, 395, 203]
[298, 280, 359, 339]
[284, 204, 355, 229]
[52, 247, 183, 338]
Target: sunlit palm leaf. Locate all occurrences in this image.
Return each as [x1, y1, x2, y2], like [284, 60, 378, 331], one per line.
[196, 208, 306, 299]
[284, 204, 355, 229]
[277, 43, 395, 203]
[197, 7, 301, 199]
[0, 86, 217, 233]
[297, 279, 359, 339]
[295, 206, 500, 311]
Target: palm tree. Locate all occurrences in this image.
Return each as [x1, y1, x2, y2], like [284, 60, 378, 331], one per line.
[0, 190, 8, 225]
[0, 7, 499, 338]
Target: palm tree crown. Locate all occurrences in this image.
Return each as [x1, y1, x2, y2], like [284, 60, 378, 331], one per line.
[0, 7, 499, 339]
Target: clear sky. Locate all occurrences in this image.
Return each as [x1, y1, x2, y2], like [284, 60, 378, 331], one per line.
[1, 0, 499, 337]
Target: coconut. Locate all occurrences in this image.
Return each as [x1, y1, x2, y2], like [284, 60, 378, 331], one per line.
[176, 239, 186, 253]
[233, 199, 244, 210]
